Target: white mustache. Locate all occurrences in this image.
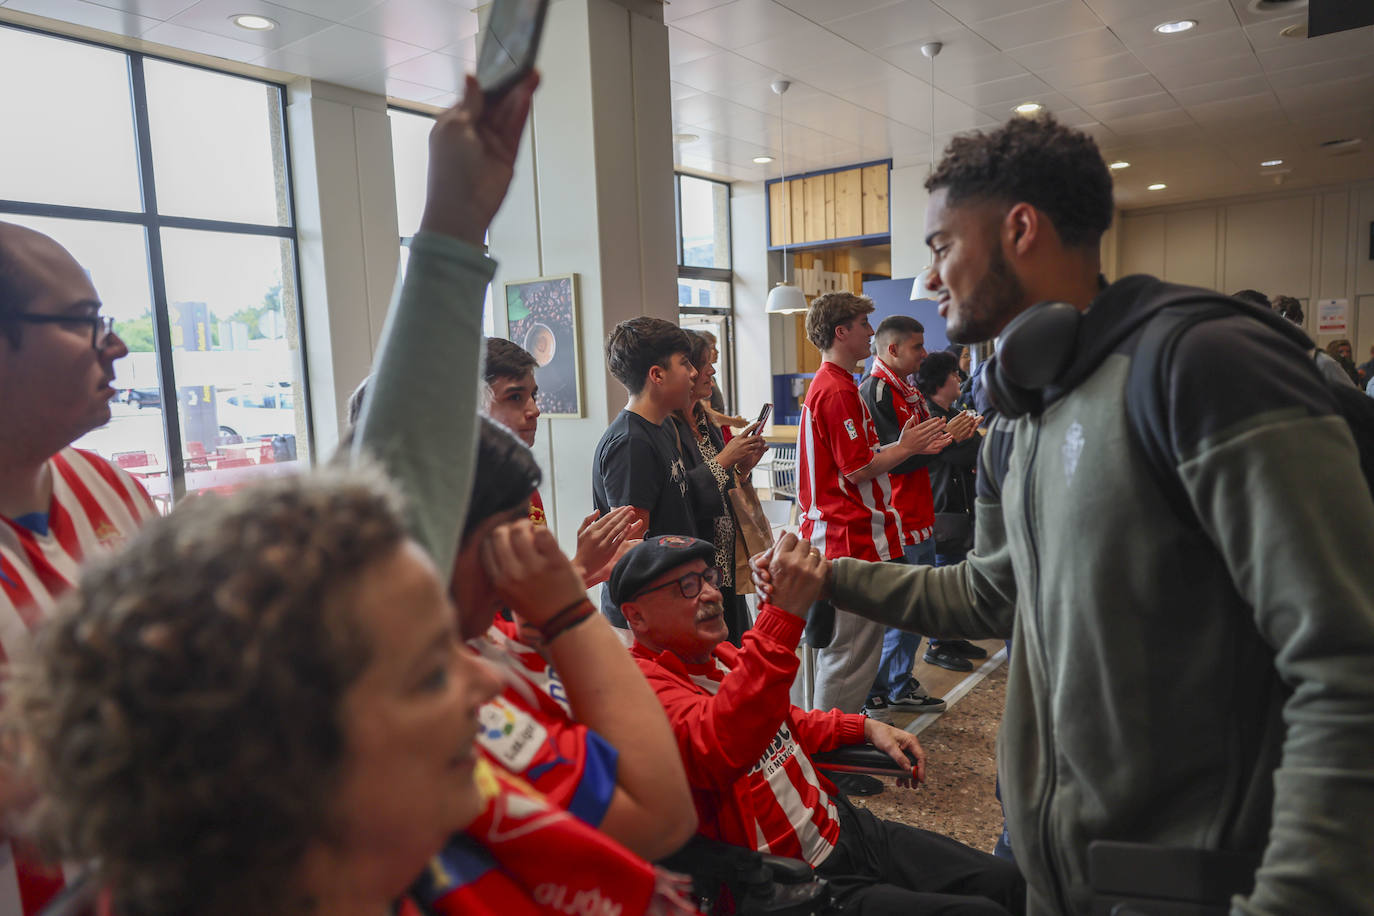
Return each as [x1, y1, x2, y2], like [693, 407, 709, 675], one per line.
[695, 602, 725, 622]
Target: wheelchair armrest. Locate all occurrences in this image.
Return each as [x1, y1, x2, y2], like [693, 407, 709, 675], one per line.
[811, 744, 912, 778]
[758, 853, 813, 884]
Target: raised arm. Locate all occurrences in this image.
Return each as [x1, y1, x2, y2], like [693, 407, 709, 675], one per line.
[351, 72, 537, 569]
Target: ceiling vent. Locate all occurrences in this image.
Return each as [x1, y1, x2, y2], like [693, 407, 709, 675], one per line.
[1248, 0, 1307, 12]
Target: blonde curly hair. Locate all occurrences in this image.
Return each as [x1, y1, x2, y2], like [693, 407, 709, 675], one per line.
[4, 467, 408, 916]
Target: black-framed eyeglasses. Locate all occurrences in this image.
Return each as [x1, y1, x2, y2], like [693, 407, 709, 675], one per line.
[13, 314, 117, 349]
[632, 566, 722, 602]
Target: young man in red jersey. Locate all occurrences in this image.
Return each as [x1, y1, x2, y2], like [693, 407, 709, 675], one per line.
[796, 292, 949, 715]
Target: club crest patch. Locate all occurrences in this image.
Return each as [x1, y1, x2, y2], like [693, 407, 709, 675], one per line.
[844, 418, 859, 440]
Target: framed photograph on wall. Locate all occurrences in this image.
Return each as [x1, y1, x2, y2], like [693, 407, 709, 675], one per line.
[503, 273, 583, 418]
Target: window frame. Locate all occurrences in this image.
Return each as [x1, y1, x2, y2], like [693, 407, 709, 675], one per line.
[673, 172, 735, 411]
[0, 21, 310, 503]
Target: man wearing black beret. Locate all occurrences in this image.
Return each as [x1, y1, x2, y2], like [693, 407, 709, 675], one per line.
[617, 532, 1024, 916]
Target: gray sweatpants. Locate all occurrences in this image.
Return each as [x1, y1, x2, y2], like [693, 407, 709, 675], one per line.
[811, 607, 888, 714]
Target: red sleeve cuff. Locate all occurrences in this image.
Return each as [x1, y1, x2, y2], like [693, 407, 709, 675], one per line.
[837, 714, 867, 744]
[753, 603, 806, 645]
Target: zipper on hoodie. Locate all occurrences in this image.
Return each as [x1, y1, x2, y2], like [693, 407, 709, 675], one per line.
[1021, 418, 1070, 914]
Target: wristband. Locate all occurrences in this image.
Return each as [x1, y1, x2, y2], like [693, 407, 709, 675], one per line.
[539, 598, 596, 644]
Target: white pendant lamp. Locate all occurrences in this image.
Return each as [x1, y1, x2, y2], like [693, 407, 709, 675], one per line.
[766, 80, 808, 314]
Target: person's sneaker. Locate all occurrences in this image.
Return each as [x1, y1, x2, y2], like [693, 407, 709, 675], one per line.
[923, 644, 974, 672]
[862, 693, 894, 722]
[938, 638, 989, 660]
[889, 677, 947, 713]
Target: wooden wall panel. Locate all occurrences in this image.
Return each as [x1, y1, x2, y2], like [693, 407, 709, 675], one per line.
[804, 176, 826, 242]
[834, 169, 863, 238]
[790, 181, 806, 247]
[861, 164, 889, 235]
[823, 172, 836, 240]
[768, 182, 787, 247]
[1119, 212, 1166, 278]
[1163, 208, 1217, 290]
[1222, 196, 1313, 296]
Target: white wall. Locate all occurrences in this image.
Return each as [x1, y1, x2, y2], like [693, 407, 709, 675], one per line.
[1116, 180, 1374, 354]
[730, 180, 775, 428]
[890, 164, 930, 281]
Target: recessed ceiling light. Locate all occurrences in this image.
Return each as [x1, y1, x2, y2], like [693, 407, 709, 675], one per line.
[1013, 102, 1043, 114]
[230, 13, 277, 30]
[1260, 158, 1284, 167]
[672, 132, 699, 143]
[1147, 183, 1167, 190]
[753, 156, 774, 164]
[1108, 160, 1131, 169]
[1153, 19, 1197, 34]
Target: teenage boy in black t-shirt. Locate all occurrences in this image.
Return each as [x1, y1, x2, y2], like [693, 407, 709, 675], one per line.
[593, 317, 700, 627]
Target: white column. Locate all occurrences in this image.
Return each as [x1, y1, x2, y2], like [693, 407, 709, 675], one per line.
[286, 79, 401, 455]
[488, 0, 677, 544]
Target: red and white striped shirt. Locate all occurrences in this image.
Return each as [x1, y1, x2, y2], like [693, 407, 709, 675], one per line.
[632, 605, 866, 866]
[798, 361, 904, 562]
[0, 447, 156, 916]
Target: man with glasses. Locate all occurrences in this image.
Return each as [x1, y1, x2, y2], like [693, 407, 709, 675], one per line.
[618, 533, 1024, 916]
[0, 220, 158, 910]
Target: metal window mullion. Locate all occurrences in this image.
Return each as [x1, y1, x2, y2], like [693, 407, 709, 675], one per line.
[276, 82, 314, 462]
[675, 174, 684, 268]
[128, 54, 187, 502]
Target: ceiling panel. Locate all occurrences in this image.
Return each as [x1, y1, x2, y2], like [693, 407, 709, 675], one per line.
[671, 0, 816, 50]
[943, 72, 1051, 107]
[662, 0, 735, 23]
[1004, 27, 1129, 71]
[3, 0, 157, 36]
[1129, 27, 1253, 70]
[345, 0, 477, 52]
[1109, 0, 1240, 50]
[825, 0, 965, 52]
[1062, 73, 1166, 107]
[78, 0, 200, 18]
[1170, 73, 1271, 105]
[932, 0, 1061, 24]
[667, 26, 721, 64]
[166, 0, 337, 49]
[1036, 51, 1148, 89]
[1256, 27, 1374, 71]
[1082, 92, 1180, 123]
[733, 22, 858, 74]
[1153, 54, 1263, 91]
[139, 20, 266, 60]
[775, 0, 907, 24]
[972, 0, 1102, 49]
[382, 48, 468, 92]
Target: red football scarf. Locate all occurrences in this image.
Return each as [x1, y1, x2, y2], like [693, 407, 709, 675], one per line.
[409, 760, 697, 916]
[868, 358, 929, 427]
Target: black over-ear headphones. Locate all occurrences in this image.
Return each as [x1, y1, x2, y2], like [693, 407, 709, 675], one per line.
[983, 301, 1082, 419]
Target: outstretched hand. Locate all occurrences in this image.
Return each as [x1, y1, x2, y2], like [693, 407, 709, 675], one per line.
[574, 506, 646, 587]
[480, 519, 587, 627]
[419, 70, 540, 246]
[863, 718, 927, 788]
[899, 414, 954, 456]
[759, 532, 829, 618]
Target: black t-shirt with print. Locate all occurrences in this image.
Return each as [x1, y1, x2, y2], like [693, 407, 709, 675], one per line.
[592, 409, 695, 625]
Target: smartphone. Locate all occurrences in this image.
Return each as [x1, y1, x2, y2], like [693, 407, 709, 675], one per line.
[475, 0, 551, 100]
[749, 403, 773, 435]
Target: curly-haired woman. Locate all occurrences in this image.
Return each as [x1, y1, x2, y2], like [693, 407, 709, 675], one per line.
[5, 468, 502, 916]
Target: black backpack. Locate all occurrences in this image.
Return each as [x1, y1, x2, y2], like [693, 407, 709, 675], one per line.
[1127, 297, 1374, 519]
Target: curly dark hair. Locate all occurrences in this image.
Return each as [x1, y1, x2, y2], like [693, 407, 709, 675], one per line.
[1271, 295, 1303, 325]
[606, 316, 692, 395]
[485, 337, 538, 385]
[806, 292, 874, 351]
[684, 329, 714, 371]
[4, 468, 408, 916]
[926, 115, 1113, 249]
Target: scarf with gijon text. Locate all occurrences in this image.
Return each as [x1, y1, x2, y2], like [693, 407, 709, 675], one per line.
[406, 759, 697, 916]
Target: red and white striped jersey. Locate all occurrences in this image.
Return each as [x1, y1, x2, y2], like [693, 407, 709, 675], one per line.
[632, 605, 867, 867]
[0, 447, 156, 916]
[797, 361, 904, 562]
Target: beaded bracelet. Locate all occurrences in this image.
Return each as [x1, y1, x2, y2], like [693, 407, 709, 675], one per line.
[540, 597, 596, 644]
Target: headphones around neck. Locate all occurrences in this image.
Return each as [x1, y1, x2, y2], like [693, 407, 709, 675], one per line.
[983, 301, 1082, 419]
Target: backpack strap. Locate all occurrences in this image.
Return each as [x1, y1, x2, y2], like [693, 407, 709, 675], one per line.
[1125, 302, 1241, 526]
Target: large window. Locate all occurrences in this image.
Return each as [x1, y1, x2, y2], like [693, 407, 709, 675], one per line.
[675, 173, 734, 410]
[0, 24, 308, 508]
[389, 105, 494, 336]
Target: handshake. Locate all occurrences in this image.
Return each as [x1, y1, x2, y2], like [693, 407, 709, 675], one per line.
[747, 532, 831, 621]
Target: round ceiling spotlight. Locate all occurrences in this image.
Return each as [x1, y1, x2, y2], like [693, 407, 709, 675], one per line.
[753, 156, 774, 164]
[1013, 102, 1044, 114]
[1153, 19, 1197, 34]
[1260, 158, 1284, 167]
[230, 13, 277, 30]
[1108, 160, 1131, 170]
[672, 132, 699, 143]
[1147, 183, 1167, 191]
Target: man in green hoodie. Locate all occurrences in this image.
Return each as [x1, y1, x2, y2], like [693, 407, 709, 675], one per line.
[753, 115, 1374, 916]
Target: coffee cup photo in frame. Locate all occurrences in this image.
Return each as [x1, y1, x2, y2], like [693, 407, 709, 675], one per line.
[503, 273, 584, 418]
